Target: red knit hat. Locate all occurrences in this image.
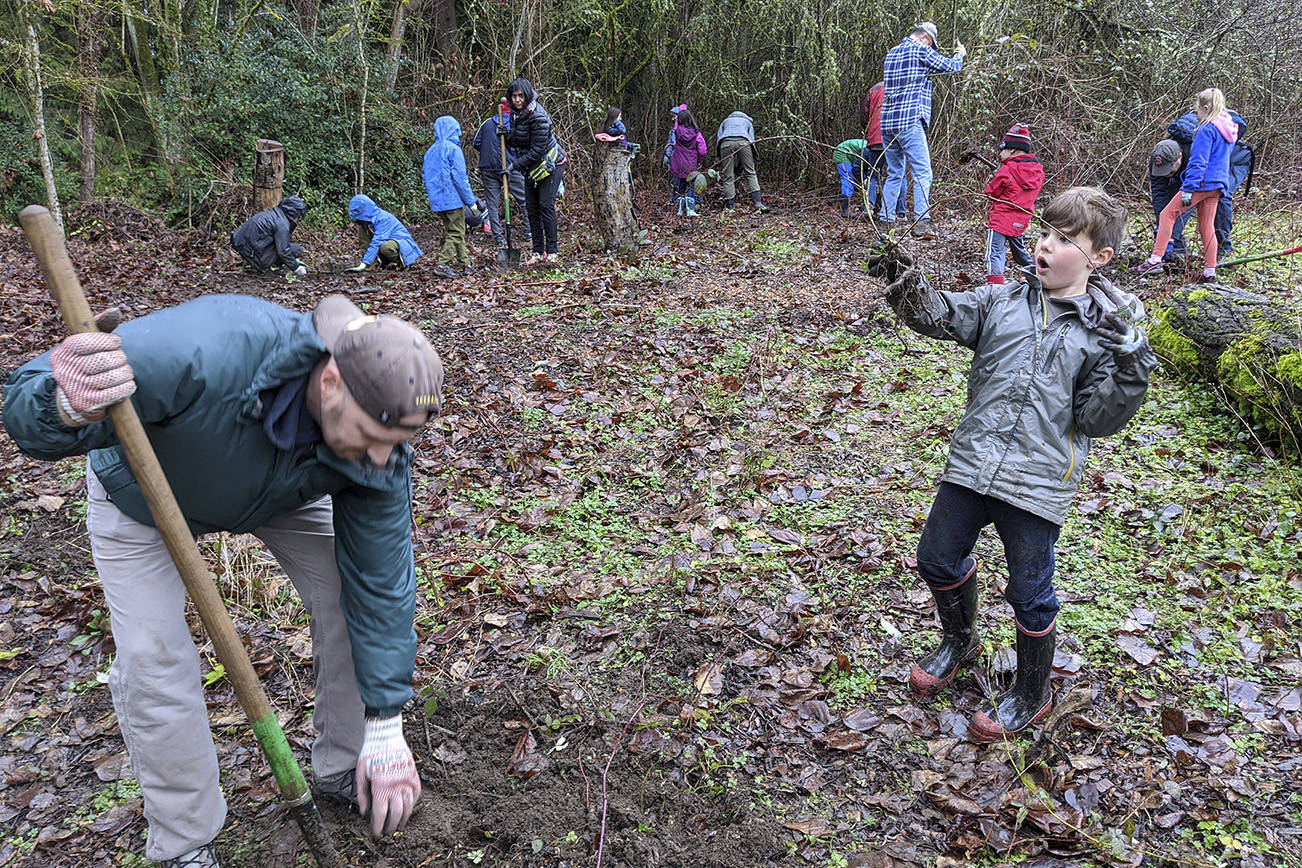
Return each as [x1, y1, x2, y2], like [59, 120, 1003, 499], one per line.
[1000, 123, 1032, 153]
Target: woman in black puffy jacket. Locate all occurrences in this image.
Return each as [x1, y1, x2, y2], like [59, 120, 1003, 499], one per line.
[504, 77, 567, 263]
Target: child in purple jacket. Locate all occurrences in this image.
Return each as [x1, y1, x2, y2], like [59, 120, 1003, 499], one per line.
[668, 110, 709, 217]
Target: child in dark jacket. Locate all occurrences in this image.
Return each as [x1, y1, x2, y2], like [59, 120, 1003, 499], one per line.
[883, 186, 1156, 742]
[667, 110, 708, 217]
[984, 123, 1045, 284]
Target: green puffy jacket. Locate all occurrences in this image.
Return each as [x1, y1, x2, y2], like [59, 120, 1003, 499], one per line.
[892, 271, 1157, 525]
[3, 295, 417, 717]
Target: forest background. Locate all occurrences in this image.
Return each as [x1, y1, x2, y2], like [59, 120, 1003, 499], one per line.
[2, 0, 1302, 229]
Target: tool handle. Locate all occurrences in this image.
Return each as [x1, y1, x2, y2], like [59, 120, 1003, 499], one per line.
[17, 207, 341, 866]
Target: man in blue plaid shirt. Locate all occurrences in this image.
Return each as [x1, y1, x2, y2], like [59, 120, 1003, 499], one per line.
[880, 21, 966, 237]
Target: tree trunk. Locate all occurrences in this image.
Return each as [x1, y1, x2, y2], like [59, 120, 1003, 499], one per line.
[384, 0, 416, 92]
[291, 0, 320, 38]
[352, 0, 369, 193]
[591, 143, 638, 251]
[429, 0, 458, 62]
[20, 2, 62, 233]
[252, 139, 285, 215]
[1154, 284, 1302, 453]
[77, 5, 101, 205]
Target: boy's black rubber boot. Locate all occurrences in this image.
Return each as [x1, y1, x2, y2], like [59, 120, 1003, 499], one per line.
[723, 198, 736, 210]
[970, 623, 1056, 742]
[909, 557, 980, 697]
[750, 191, 769, 212]
[840, 196, 851, 218]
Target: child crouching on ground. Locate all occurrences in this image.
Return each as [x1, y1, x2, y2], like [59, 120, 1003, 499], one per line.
[880, 186, 1157, 741]
[984, 123, 1044, 284]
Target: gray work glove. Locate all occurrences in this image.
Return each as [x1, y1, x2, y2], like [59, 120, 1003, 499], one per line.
[1093, 283, 1148, 363]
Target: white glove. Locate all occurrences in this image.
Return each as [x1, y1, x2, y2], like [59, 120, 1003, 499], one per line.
[345, 262, 368, 273]
[293, 264, 308, 277]
[355, 716, 420, 837]
[955, 39, 967, 58]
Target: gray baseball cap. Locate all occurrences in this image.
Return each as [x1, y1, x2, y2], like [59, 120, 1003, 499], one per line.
[915, 21, 939, 44]
[1150, 139, 1182, 178]
[313, 295, 443, 427]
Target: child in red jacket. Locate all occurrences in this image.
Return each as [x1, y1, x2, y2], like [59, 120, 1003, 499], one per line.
[984, 124, 1045, 284]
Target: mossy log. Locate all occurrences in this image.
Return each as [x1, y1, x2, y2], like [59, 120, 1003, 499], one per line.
[591, 143, 638, 251]
[1151, 283, 1302, 452]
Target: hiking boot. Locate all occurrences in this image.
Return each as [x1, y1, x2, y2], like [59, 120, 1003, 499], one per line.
[839, 196, 851, 219]
[969, 623, 1056, 743]
[1130, 258, 1164, 277]
[910, 219, 934, 238]
[522, 252, 544, 266]
[542, 253, 560, 265]
[461, 263, 478, 276]
[160, 841, 220, 868]
[750, 191, 769, 213]
[876, 221, 894, 238]
[431, 264, 458, 279]
[314, 767, 359, 813]
[909, 558, 981, 697]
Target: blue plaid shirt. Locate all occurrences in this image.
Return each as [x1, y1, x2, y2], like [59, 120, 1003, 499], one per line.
[880, 37, 964, 135]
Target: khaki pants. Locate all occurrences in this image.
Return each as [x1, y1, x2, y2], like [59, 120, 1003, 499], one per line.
[719, 136, 760, 200]
[86, 467, 365, 862]
[436, 208, 469, 266]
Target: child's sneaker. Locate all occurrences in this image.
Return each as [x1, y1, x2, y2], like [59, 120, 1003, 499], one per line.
[522, 252, 544, 266]
[542, 253, 560, 265]
[1130, 258, 1163, 277]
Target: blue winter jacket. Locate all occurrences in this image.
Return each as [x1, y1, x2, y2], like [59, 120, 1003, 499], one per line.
[1182, 113, 1238, 196]
[2, 295, 419, 717]
[348, 195, 422, 266]
[423, 116, 477, 213]
[1170, 111, 1251, 196]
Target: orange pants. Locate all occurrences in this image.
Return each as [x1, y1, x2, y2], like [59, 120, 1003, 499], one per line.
[1151, 190, 1220, 268]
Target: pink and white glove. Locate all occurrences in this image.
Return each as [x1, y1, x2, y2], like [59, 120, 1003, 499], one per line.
[49, 331, 135, 425]
[355, 715, 420, 837]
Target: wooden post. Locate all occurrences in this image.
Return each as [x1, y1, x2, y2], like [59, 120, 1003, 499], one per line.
[592, 143, 638, 251]
[252, 138, 284, 214]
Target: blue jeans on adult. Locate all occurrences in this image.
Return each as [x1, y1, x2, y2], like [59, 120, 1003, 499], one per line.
[881, 122, 933, 222]
[864, 144, 906, 219]
[915, 482, 1061, 634]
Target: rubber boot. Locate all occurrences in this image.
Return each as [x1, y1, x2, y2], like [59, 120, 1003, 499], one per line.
[840, 196, 851, 219]
[686, 197, 699, 218]
[969, 622, 1056, 742]
[750, 190, 769, 213]
[724, 198, 736, 210]
[909, 557, 980, 696]
[676, 196, 686, 217]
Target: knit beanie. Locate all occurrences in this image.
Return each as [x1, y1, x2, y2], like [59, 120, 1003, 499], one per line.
[1000, 123, 1032, 153]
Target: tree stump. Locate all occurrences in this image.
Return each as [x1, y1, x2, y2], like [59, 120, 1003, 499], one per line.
[1152, 283, 1302, 452]
[591, 143, 638, 251]
[252, 138, 284, 215]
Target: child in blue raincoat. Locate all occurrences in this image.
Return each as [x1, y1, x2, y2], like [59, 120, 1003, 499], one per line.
[346, 195, 422, 271]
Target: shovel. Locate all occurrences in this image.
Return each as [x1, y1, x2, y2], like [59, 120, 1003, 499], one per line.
[496, 99, 521, 268]
[19, 205, 344, 868]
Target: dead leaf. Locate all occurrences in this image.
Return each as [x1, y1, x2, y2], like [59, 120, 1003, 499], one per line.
[693, 660, 724, 696]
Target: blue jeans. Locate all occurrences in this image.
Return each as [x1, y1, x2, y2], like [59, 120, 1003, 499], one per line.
[882, 123, 933, 221]
[985, 229, 1031, 280]
[916, 482, 1061, 634]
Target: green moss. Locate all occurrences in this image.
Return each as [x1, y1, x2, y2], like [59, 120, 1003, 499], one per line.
[1148, 307, 1200, 372]
[1185, 288, 1213, 303]
[1276, 350, 1302, 390]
